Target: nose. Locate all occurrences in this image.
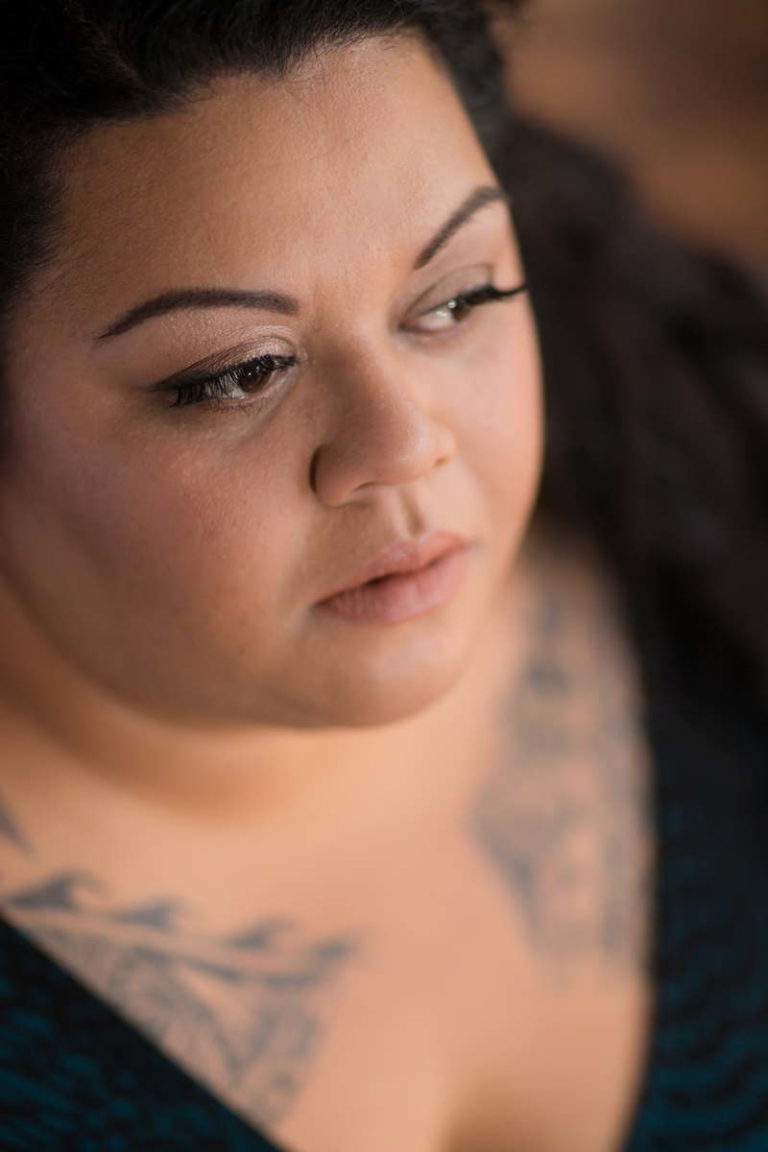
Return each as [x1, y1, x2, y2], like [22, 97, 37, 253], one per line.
[311, 344, 458, 506]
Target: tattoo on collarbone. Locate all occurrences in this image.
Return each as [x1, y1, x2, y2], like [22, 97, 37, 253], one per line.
[469, 559, 654, 978]
[2, 867, 359, 1128]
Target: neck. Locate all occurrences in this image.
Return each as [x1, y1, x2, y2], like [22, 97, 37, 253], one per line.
[0, 563, 524, 842]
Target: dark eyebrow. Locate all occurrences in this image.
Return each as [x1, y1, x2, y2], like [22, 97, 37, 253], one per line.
[412, 185, 510, 270]
[94, 184, 509, 343]
[94, 288, 299, 342]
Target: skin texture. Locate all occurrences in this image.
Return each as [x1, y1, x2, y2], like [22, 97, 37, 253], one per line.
[0, 33, 653, 1152]
[0, 35, 540, 770]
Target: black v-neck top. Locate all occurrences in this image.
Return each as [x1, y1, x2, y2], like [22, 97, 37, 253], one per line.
[1, 617, 766, 1151]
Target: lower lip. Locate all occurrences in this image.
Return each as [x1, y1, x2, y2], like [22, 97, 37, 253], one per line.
[315, 546, 472, 624]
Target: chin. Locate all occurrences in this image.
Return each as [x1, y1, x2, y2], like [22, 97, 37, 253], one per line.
[318, 679, 458, 729]
[287, 637, 473, 731]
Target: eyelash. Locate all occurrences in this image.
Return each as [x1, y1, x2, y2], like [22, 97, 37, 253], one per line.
[166, 353, 296, 410]
[164, 281, 526, 410]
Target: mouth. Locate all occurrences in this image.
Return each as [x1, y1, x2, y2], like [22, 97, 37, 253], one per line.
[317, 530, 471, 602]
[314, 539, 473, 625]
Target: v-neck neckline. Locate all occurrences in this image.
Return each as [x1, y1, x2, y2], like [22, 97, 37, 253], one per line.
[0, 773, 668, 1152]
[0, 872, 665, 1152]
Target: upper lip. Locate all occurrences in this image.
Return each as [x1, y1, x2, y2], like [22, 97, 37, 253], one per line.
[317, 530, 470, 601]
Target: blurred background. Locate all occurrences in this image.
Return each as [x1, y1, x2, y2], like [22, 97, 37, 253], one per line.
[505, 0, 768, 265]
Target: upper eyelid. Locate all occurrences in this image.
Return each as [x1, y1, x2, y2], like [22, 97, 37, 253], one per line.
[399, 263, 499, 318]
[149, 338, 298, 391]
[415, 279, 489, 310]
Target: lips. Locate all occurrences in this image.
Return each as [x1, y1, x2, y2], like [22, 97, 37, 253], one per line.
[317, 529, 470, 602]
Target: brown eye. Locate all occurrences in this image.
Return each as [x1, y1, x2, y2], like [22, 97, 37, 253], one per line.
[405, 282, 527, 336]
[167, 353, 297, 409]
[448, 298, 474, 322]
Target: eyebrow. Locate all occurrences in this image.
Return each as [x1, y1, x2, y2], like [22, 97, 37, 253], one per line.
[93, 183, 510, 342]
[412, 184, 509, 269]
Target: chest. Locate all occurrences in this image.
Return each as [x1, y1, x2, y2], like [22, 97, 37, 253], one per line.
[2, 749, 655, 1152]
[271, 828, 654, 1152]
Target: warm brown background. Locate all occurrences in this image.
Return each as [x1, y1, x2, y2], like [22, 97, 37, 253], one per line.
[506, 0, 768, 263]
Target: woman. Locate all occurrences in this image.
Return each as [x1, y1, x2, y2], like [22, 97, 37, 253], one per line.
[0, 1, 765, 1149]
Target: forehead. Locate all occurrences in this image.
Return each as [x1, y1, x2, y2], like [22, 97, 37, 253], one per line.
[37, 35, 495, 330]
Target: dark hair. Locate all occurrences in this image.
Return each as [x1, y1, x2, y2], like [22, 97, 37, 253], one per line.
[503, 119, 768, 710]
[1, 0, 766, 708]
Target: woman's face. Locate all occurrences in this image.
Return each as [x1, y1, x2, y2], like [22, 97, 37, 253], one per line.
[0, 35, 542, 731]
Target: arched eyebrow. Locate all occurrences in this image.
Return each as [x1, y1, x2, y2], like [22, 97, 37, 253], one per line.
[93, 183, 509, 343]
[94, 287, 299, 342]
[412, 184, 509, 269]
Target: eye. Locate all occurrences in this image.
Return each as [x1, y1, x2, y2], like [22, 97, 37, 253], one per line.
[161, 353, 298, 410]
[404, 282, 527, 336]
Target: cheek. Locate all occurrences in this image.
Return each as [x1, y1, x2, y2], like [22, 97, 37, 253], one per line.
[105, 454, 297, 633]
[460, 309, 544, 525]
[5, 413, 300, 650]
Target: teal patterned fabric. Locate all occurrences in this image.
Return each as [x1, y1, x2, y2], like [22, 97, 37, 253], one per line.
[621, 623, 768, 1151]
[0, 922, 281, 1150]
[1, 621, 766, 1150]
